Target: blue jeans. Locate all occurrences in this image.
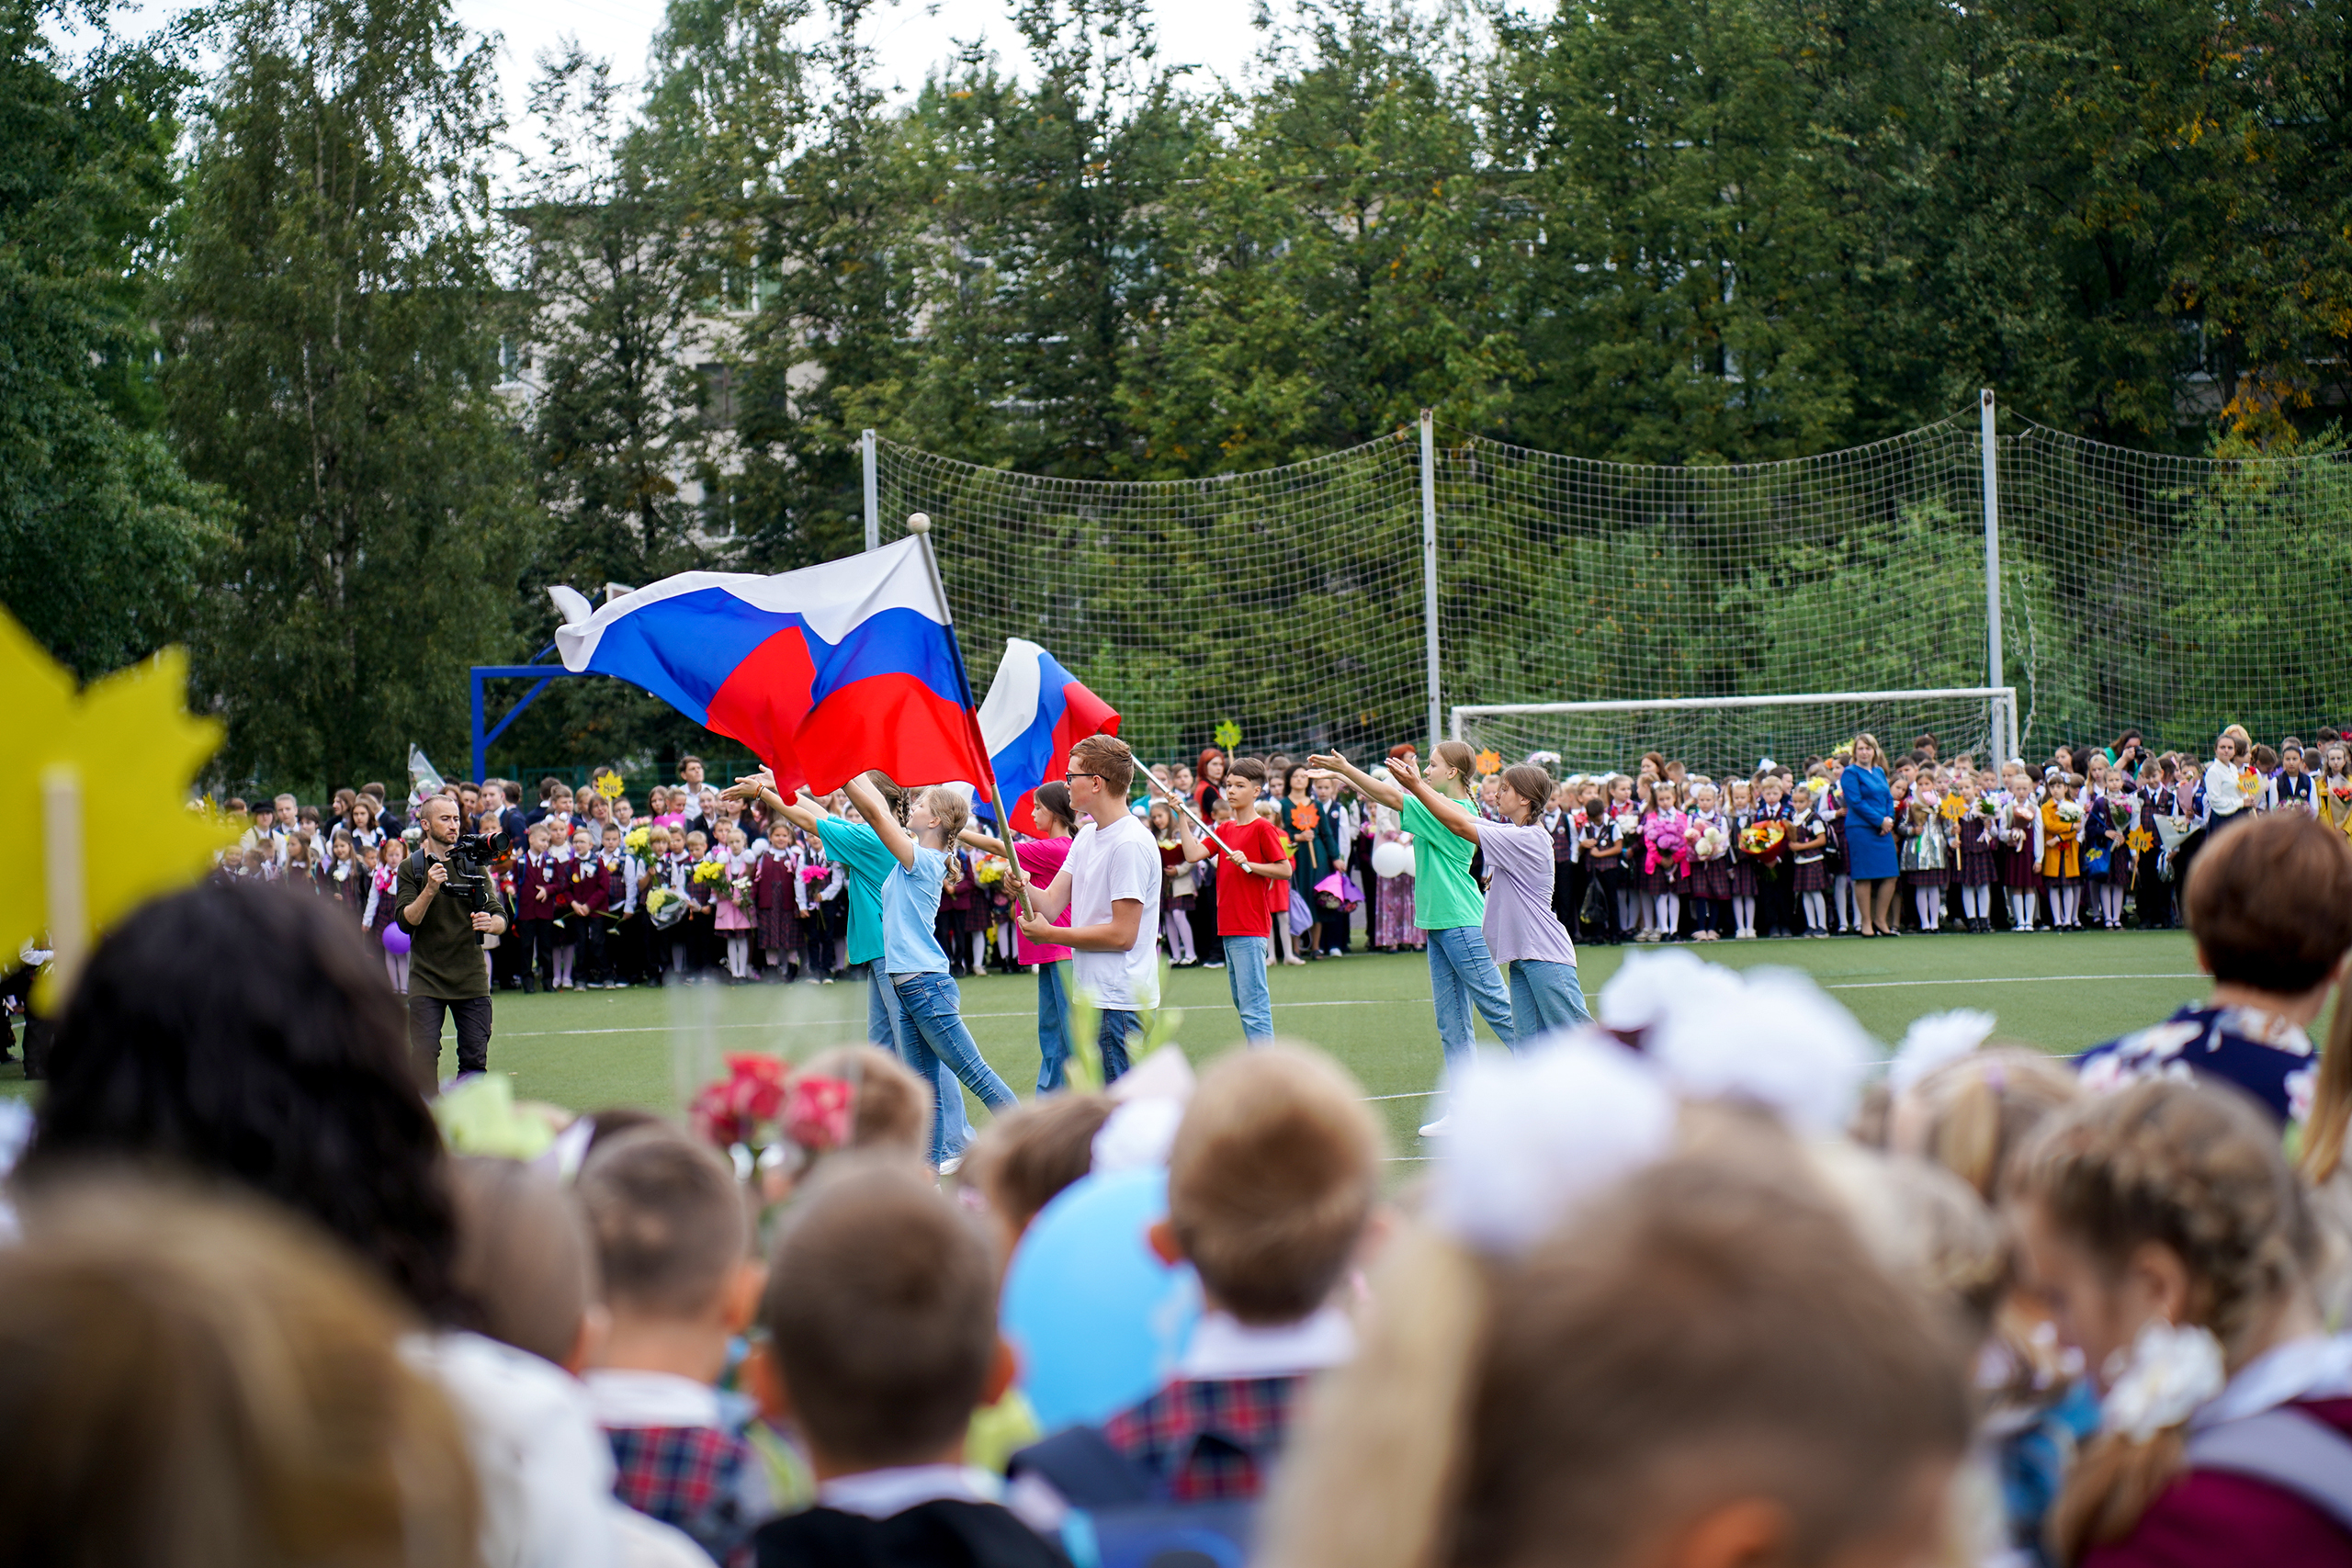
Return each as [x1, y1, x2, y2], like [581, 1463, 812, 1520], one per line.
[891, 971, 1014, 1166]
[1097, 1009, 1137, 1085]
[1509, 959, 1591, 1038]
[867, 964, 970, 1154]
[1222, 935, 1274, 1044]
[1035, 960, 1072, 1093]
[1428, 925, 1516, 1070]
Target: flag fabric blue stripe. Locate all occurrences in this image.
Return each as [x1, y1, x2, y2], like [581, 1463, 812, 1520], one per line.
[806, 606, 967, 708]
[583, 592, 967, 720]
[582, 588, 790, 722]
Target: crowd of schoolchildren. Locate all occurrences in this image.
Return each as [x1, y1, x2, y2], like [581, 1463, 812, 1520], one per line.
[205, 758, 1013, 997]
[16, 785, 2352, 1568]
[1499, 722, 2352, 944]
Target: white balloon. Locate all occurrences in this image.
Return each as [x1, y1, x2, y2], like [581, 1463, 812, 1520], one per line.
[1371, 840, 1414, 879]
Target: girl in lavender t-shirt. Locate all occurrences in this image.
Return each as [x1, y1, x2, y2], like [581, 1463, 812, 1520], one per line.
[961, 780, 1080, 1092]
[1391, 756, 1591, 1038]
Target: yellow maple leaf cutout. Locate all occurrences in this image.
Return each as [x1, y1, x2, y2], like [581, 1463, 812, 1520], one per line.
[0, 611, 233, 1004]
[1473, 748, 1503, 776]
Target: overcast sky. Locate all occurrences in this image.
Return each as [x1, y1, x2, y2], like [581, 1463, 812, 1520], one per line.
[85, 0, 1294, 168]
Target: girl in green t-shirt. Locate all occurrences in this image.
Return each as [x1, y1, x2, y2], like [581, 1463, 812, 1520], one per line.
[1309, 740, 1517, 1138]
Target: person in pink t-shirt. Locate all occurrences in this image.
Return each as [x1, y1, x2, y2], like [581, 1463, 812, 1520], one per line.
[962, 780, 1079, 1092]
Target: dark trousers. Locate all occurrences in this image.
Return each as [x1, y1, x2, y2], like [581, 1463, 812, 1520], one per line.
[408, 993, 492, 1083]
[514, 919, 554, 988]
[580, 918, 608, 981]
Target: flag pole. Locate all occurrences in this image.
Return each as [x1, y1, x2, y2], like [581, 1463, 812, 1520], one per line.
[904, 514, 1035, 920]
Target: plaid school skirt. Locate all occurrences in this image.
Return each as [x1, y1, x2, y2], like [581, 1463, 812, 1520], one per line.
[1793, 857, 1828, 894]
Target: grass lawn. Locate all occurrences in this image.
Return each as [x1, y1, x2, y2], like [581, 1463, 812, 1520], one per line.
[9, 931, 2212, 1154]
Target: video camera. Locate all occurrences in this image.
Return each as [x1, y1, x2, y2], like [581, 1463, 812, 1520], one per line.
[438, 830, 503, 900]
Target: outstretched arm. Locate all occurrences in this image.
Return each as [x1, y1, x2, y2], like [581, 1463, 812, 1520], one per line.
[843, 773, 918, 871]
[726, 772, 829, 837]
[1308, 750, 1402, 811]
[1389, 755, 1480, 845]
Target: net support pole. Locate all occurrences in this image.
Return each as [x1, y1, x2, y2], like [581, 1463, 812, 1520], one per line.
[1420, 410, 1441, 751]
[1979, 389, 2010, 759]
[862, 430, 880, 552]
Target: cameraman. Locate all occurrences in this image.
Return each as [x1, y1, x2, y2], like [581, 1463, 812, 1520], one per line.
[396, 794, 508, 1083]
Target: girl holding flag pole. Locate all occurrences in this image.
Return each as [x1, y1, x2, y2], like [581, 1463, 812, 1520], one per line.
[1310, 742, 1516, 1135]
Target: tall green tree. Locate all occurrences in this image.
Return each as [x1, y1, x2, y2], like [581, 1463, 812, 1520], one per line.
[164, 0, 532, 793]
[517, 44, 711, 592]
[0, 0, 230, 678]
[896, 0, 1203, 476]
[1127, 0, 1519, 469]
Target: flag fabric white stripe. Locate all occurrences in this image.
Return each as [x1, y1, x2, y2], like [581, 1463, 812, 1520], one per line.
[552, 538, 944, 671]
[977, 638, 1046, 755]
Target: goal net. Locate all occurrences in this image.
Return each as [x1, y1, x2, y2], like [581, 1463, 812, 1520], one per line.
[869, 406, 2352, 773]
[1450, 689, 2018, 783]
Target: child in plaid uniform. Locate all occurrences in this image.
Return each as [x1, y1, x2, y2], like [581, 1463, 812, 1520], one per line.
[750, 1161, 1064, 1568]
[578, 1127, 774, 1563]
[1099, 1046, 1384, 1502]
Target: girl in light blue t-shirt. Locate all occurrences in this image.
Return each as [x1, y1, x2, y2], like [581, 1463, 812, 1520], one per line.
[845, 773, 1015, 1168]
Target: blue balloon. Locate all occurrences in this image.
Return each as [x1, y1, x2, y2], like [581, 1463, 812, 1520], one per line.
[1001, 1166, 1200, 1432]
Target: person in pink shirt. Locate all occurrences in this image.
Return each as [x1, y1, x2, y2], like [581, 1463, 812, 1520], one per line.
[963, 780, 1078, 1091]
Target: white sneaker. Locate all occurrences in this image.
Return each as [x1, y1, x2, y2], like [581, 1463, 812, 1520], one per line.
[1419, 1114, 1452, 1137]
[938, 1155, 965, 1176]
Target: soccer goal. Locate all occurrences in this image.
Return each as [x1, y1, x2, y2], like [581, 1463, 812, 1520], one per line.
[1450, 688, 2021, 780]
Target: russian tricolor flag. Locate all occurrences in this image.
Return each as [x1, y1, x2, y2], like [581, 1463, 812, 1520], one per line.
[977, 637, 1121, 834]
[551, 539, 991, 796]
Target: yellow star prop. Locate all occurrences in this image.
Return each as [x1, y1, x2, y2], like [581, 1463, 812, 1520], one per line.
[0, 611, 233, 1003]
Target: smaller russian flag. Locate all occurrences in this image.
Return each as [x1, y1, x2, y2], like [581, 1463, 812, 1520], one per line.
[976, 638, 1121, 834]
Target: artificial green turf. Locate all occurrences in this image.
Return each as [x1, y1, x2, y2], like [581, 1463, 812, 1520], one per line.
[0, 931, 2217, 1149]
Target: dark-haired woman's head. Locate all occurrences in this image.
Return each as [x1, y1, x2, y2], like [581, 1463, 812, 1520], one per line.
[17, 881, 460, 1320]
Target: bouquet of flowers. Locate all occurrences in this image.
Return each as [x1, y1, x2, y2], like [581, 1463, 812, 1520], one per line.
[688, 1053, 857, 1161]
[976, 857, 1006, 886]
[1645, 813, 1692, 876]
[623, 825, 650, 858]
[693, 858, 726, 887]
[1976, 796, 1999, 818]
[1691, 823, 1729, 861]
[1737, 820, 1787, 864]
[2332, 780, 2352, 807]
[730, 873, 755, 913]
[799, 863, 833, 885]
[645, 886, 684, 929]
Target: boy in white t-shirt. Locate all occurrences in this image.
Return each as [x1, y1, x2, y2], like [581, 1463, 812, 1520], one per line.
[1011, 734, 1160, 1086]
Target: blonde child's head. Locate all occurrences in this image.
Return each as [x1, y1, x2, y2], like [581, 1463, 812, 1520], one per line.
[1261, 1156, 1972, 1568]
[1889, 1047, 2080, 1203]
[448, 1154, 601, 1371]
[799, 1045, 933, 1164]
[2, 1182, 479, 1564]
[575, 1128, 758, 1366]
[1161, 1044, 1385, 1325]
[760, 1157, 1007, 1472]
[684, 829, 707, 857]
[2007, 1079, 2314, 1562]
[963, 1092, 1115, 1260]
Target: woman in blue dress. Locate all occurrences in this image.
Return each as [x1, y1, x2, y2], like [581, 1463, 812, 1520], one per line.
[1840, 732, 1901, 937]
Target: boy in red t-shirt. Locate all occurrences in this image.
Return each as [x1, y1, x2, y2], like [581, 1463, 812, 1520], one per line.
[1174, 757, 1292, 1044]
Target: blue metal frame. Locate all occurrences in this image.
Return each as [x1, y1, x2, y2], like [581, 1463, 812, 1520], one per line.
[469, 644, 594, 784]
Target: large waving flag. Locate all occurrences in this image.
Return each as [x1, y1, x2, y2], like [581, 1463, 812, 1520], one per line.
[551, 539, 990, 795]
[976, 637, 1120, 834]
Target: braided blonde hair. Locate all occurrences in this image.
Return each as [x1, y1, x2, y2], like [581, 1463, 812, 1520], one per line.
[2008, 1078, 2314, 1562]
